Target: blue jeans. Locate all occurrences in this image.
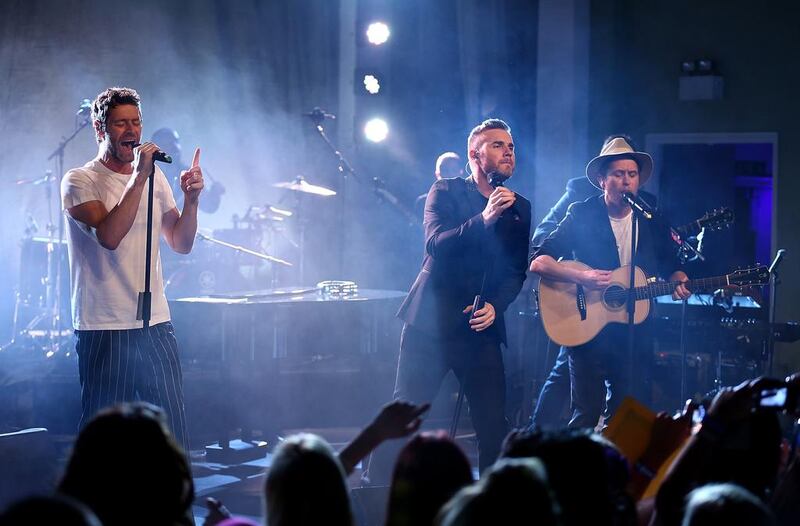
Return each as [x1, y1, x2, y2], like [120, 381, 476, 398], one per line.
[567, 325, 643, 429]
[530, 345, 571, 429]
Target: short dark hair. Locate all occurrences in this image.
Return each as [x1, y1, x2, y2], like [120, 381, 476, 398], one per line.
[91, 86, 141, 142]
[467, 118, 511, 152]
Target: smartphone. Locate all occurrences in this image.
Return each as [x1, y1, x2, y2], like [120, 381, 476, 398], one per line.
[759, 386, 789, 409]
[692, 404, 706, 425]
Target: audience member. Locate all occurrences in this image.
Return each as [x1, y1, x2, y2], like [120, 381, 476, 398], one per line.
[502, 427, 633, 526]
[386, 431, 473, 526]
[654, 378, 784, 526]
[58, 402, 194, 526]
[436, 457, 560, 526]
[682, 483, 775, 526]
[265, 433, 353, 526]
[262, 400, 429, 526]
[0, 495, 101, 526]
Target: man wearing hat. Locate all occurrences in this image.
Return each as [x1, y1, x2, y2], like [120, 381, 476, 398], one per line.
[529, 136, 690, 428]
[529, 135, 659, 429]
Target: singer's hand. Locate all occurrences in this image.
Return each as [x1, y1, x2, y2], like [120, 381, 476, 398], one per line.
[579, 269, 612, 290]
[463, 301, 496, 331]
[132, 142, 160, 184]
[670, 271, 691, 300]
[180, 148, 204, 204]
[481, 187, 516, 226]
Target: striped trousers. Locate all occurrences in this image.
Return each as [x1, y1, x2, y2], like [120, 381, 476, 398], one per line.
[74, 321, 188, 450]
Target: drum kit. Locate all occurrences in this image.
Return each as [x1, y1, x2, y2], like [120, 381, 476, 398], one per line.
[163, 174, 337, 299]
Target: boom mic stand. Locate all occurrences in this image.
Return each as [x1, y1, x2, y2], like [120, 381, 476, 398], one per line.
[626, 207, 641, 404]
[766, 249, 787, 375]
[44, 111, 93, 351]
[639, 204, 707, 405]
[305, 108, 419, 275]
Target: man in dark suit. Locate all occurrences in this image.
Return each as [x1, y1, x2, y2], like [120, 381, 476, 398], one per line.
[367, 119, 530, 482]
[530, 137, 689, 429]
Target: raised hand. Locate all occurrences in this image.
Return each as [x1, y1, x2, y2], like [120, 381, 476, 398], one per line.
[370, 400, 431, 440]
[179, 147, 204, 204]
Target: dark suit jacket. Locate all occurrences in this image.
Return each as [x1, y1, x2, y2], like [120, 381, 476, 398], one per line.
[533, 194, 676, 280]
[532, 177, 657, 249]
[397, 177, 531, 343]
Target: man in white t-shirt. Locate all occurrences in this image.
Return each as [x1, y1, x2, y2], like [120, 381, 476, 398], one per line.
[61, 86, 203, 448]
[530, 137, 691, 429]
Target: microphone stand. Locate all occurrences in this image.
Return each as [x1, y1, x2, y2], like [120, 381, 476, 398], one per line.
[626, 208, 640, 402]
[305, 110, 420, 275]
[45, 114, 92, 350]
[766, 249, 787, 375]
[136, 159, 157, 330]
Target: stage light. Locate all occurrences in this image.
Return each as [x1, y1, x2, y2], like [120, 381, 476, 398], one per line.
[364, 118, 389, 143]
[363, 74, 381, 94]
[366, 22, 390, 45]
[697, 58, 715, 74]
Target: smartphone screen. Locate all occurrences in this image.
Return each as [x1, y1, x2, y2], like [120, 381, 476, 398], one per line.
[692, 404, 706, 425]
[759, 387, 788, 408]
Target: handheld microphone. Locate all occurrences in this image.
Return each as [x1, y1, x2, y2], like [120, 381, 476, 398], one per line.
[487, 171, 519, 221]
[126, 142, 173, 163]
[621, 191, 653, 219]
[487, 171, 510, 188]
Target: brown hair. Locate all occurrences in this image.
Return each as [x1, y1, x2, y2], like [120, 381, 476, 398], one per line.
[91, 86, 141, 142]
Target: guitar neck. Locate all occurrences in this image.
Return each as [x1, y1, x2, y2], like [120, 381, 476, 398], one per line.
[636, 275, 730, 299]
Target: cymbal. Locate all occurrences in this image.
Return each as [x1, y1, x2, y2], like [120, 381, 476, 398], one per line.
[273, 176, 336, 197]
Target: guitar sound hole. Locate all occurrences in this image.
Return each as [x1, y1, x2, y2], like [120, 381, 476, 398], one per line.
[603, 285, 627, 309]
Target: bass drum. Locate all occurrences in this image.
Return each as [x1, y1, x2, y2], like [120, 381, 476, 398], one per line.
[162, 243, 251, 299]
[163, 261, 250, 299]
[18, 237, 69, 308]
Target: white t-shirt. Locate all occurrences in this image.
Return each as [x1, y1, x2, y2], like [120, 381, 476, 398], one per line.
[609, 211, 638, 267]
[61, 158, 178, 330]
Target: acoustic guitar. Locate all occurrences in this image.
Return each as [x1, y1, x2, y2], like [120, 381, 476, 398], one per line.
[538, 261, 768, 347]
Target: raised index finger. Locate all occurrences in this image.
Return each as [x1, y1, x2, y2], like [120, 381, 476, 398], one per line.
[191, 147, 201, 169]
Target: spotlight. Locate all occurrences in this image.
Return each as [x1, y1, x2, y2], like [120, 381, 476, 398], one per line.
[696, 58, 715, 74]
[364, 118, 389, 143]
[366, 22, 390, 45]
[363, 74, 381, 94]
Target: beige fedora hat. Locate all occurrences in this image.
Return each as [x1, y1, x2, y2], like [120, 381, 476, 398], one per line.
[585, 137, 653, 189]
